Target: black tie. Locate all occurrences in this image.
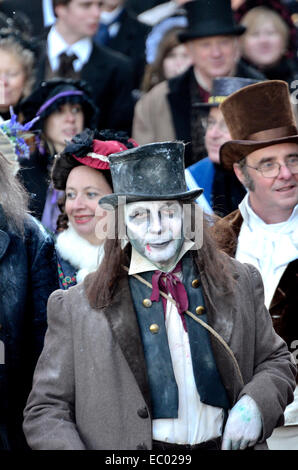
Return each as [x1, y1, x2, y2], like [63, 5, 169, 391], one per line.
[57, 52, 80, 79]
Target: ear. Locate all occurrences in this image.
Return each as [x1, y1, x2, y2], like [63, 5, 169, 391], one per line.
[54, 4, 66, 18]
[233, 162, 246, 185]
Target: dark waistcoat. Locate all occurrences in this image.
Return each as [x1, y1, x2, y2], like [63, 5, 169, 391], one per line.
[129, 254, 230, 419]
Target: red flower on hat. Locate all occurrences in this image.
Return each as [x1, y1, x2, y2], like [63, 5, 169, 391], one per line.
[72, 139, 136, 170]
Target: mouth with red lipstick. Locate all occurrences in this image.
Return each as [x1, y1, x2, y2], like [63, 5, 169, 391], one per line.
[73, 214, 94, 224]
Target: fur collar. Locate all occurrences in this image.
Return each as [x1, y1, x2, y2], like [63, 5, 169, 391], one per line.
[56, 224, 105, 283]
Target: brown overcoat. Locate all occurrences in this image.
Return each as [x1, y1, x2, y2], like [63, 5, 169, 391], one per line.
[23, 256, 296, 450]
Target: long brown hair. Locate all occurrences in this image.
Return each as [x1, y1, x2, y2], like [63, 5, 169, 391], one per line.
[86, 203, 235, 309]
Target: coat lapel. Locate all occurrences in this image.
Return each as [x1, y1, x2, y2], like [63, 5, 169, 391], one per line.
[100, 274, 152, 412]
[167, 68, 193, 142]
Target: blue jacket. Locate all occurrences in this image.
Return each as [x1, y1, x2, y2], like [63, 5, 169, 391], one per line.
[185, 157, 246, 217]
[0, 207, 59, 449]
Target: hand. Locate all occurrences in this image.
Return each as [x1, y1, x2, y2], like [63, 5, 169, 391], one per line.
[221, 395, 263, 450]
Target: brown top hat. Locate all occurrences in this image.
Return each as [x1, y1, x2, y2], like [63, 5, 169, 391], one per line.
[219, 80, 298, 170]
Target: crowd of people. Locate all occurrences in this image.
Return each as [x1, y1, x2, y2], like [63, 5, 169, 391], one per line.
[0, 0, 297, 452]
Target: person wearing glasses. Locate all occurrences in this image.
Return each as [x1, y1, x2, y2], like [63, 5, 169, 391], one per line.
[215, 80, 298, 450]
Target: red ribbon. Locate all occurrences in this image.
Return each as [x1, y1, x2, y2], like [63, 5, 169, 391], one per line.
[150, 261, 189, 331]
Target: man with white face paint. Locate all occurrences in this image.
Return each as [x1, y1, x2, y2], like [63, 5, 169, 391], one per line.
[23, 141, 296, 451]
[125, 200, 184, 272]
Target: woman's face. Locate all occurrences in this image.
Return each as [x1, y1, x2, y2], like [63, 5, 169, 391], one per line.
[163, 44, 193, 79]
[0, 49, 26, 112]
[65, 165, 112, 245]
[242, 18, 286, 67]
[44, 103, 85, 153]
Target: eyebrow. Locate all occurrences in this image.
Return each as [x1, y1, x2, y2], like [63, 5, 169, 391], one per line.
[257, 153, 298, 164]
[65, 185, 101, 191]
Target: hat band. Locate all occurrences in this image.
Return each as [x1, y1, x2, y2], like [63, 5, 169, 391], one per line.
[36, 90, 84, 116]
[208, 96, 226, 104]
[86, 151, 109, 162]
[246, 125, 297, 141]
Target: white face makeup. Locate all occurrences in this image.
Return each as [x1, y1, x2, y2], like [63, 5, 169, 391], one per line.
[125, 200, 184, 272]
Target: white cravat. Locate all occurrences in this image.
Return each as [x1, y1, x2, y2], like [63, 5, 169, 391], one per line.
[47, 26, 92, 72]
[129, 242, 224, 444]
[236, 194, 298, 308]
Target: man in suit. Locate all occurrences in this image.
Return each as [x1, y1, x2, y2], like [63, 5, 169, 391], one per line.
[22, 140, 296, 450]
[94, 0, 151, 89]
[34, 0, 135, 132]
[132, 0, 265, 167]
[215, 79, 298, 449]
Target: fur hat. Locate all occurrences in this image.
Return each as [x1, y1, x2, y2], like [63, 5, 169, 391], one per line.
[178, 0, 245, 43]
[219, 80, 298, 170]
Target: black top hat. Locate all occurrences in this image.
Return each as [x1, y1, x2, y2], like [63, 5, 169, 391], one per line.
[178, 0, 246, 43]
[19, 78, 98, 130]
[99, 141, 203, 208]
[200, 76, 262, 107]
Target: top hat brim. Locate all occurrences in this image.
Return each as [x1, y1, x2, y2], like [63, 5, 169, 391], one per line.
[220, 135, 298, 171]
[178, 24, 246, 43]
[99, 188, 203, 209]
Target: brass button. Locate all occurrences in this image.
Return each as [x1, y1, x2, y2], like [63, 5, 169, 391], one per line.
[143, 298, 152, 308]
[195, 306, 205, 315]
[192, 279, 200, 288]
[137, 407, 149, 419]
[149, 323, 159, 334]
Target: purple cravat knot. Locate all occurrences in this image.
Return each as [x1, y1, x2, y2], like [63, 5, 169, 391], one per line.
[150, 261, 189, 331]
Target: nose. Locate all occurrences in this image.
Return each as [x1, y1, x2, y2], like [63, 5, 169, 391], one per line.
[210, 43, 222, 57]
[0, 74, 9, 85]
[208, 124, 222, 139]
[278, 163, 294, 180]
[64, 109, 76, 122]
[72, 194, 86, 210]
[148, 211, 162, 235]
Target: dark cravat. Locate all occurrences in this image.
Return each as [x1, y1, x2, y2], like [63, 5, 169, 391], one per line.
[94, 23, 110, 46]
[57, 52, 79, 79]
[150, 261, 189, 331]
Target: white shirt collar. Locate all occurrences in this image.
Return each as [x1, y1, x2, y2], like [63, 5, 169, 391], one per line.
[128, 239, 195, 275]
[47, 26, 92, 71]
[42, 0, 55, 27]
[239, 193, 298, 234]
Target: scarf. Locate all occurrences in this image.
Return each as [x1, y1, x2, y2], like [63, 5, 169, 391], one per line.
[236, 195, 298, 308]
[56, 224, 105, 283]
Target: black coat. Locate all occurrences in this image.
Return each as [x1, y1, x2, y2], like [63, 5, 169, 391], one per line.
[0, 207, 59, 449]
[166, 61, 266, 166]
[0, 0, 45, 37]
[126, 0, 168, 15]
[18, 150, 52, 221]
[35, 37, 135, 133]
[103, 9, 151, 89]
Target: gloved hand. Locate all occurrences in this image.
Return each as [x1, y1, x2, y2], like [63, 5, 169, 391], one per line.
[221, 395, 263, 450]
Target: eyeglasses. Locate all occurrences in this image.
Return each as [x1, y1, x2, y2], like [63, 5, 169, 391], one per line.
[246, 156, 298, 178]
